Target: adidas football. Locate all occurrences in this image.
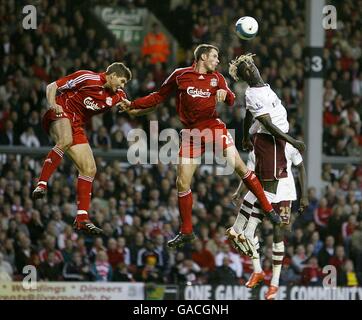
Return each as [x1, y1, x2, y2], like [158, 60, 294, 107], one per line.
[235, 16, 259, 40]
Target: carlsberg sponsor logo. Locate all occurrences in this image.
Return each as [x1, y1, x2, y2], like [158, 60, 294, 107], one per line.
[84, 97, 101, 110]
[187, 87, 211, 98]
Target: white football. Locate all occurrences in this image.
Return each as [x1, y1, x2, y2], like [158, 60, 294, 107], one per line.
[235, 16, 259, 40]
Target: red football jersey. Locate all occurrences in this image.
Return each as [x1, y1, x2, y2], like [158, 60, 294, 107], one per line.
[55, 70, 126, 126]
[132, 66, 235, 128]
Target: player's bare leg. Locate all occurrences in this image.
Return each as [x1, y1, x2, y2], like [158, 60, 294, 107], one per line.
[224, 145, 281, 224]
[66, 143, 102, 235]
[167, 158, 198, 248]
[32, 118, 73, 200]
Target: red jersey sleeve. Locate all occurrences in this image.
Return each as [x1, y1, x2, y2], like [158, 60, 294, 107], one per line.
[217, 72, 235, 106]
[132, 69, 178, 109]
[56, 70, 101, 92]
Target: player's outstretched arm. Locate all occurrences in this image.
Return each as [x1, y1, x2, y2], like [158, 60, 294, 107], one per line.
[117, 99, 158, 116]
[256, 114, 306, 152]
[127, 105, 159, 117]
[296, 162, 309, 214]
[132, 70, 178, 109]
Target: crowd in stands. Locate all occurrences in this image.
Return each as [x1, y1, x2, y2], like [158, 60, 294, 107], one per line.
[0, 0, 361, 286]
[0, 0, 361, 154]
[0, 153, 362, 285]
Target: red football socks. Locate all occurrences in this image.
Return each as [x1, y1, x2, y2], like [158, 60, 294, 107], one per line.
[77, 175, 94, 218]
[38, 146, 64, 186]
[242, 170, 273, 213]
[178, 189, 193, 234]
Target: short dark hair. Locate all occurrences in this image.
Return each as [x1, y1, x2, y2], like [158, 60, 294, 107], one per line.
[193, 44, 219, 61]
[106, 62, 132, 81]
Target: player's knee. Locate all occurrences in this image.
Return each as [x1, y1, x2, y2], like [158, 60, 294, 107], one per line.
[281, 223, 291, 235]
[176, 176, 190, 192]
[273, 225, 284, 242]
[235, 162, 247, 176]
[81, 163, 97, 177]
[57, 136, 73, 151]
[87, 164, 97, 177]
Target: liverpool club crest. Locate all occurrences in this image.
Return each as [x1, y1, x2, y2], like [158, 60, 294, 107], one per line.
[210, 78, 217, 87]
[106, 97, 113, 106]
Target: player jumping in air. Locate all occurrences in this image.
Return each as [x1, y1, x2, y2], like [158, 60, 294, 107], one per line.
[120, 44, 282, 249]
[227, 53, 307, 297]
[32, 63, 132, 235]
[232, 143, 308, 299]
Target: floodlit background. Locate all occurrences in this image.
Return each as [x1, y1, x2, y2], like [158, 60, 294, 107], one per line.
[0, 0, 361, 300]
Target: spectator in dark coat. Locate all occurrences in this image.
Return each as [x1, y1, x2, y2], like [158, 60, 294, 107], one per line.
[210, 257, 238, 285]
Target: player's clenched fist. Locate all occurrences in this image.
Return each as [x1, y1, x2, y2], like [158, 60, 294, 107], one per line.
[117, 98, 132, 113]
[51, 104, 64, 117]
[242, 138, 254, 152]
[298, 196, 309, 214]
[292, 139, 306, 153]
[216, 89, 227, 102]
